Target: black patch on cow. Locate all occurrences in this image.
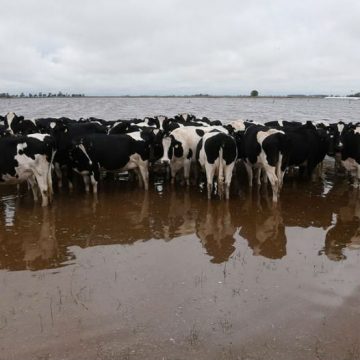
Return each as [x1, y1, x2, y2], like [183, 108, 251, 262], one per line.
[204, 133, 237, 165]
[196, 129, 205, 137]
[171, 136, 184, 158]
[187, 149, 193, 159]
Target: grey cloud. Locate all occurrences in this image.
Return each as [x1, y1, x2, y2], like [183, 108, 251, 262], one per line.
[1, 0, 360, 95]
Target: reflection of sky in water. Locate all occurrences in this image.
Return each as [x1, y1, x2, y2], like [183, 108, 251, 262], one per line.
[1, 196, 16, 227]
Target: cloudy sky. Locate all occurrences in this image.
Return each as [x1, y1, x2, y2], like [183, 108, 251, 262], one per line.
[1, 0, 359, 96]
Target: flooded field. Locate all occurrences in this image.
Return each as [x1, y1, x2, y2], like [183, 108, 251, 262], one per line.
[1, 161, 360, 360]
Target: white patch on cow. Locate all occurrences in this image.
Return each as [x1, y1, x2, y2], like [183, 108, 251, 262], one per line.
[229, 120, 245, 132]
[6, 112, 16, 133]
[354, 127, 360, 135]
[50, 122, 56, 129]
[77, 144, 92, 165]
[337, 123, 345, 134]
[161, 137, 172, 163]
[256, 129, 284, 145]
[128, 131, 142, 141]
[27, 133, 48, 141]
[181, 113, 188, 121]
[29, 118, 37, 125]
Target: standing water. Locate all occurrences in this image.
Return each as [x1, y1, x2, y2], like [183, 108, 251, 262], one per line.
[0, 98, 360, 360]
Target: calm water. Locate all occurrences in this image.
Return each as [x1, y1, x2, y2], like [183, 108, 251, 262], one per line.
[0, 96, 359, 122]
[1, 98, 360, 359]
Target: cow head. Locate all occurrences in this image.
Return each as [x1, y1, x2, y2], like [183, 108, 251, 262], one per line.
[160, 135, 183, 164]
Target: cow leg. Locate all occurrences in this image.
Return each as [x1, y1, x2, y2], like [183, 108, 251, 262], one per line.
[264, 166, 279, 203]
[184, 159, 191, 187]
[83, 174, 91, 193]
[138, 162, 149, 191]
[90, 175, 98, 194]
[224, 164, 235, 200]
[33, 172, 49, 207]
[244, 162, 253, 187]
[170, 162, 181, 185]
[255, 167, 262, 186]
[134, 168, 143, 188]
[356, 165, 360, 188]
[28, 176, 39, 202]
[276, 154, 284, 189]
[47, 165, 53, 203]
[205, 163, 215, 200]
[54, 163, 63, 189]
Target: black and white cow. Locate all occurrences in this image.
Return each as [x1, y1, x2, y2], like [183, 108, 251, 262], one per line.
[196, 131, 237, 199]
[160, 126, 228, 186]
[241, 124, 288, 202]
[69, 130, 156, 193]
[4, 112, 38, 135]
[0, 134, 55, 206]
[51, 122, 107, 188]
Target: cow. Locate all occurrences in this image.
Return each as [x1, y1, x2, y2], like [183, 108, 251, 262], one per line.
[0, 134, 55, 206]
[338, 124, 360, 186]
[280, 122, 330, 180]
[68, 130, 156, 193]
[160, 126, 228, 186]
[240, 124, 288, 202]
[196, 131, 237, 200]
[50, 121, 107, 189]
[4, 112, 38, 135]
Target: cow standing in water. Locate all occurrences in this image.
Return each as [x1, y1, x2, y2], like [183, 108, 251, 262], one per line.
[240, 125, 288, 203]
[68, 130, 156, 193]
[0, 134, 55, 206]
[196, 131, 237, 200]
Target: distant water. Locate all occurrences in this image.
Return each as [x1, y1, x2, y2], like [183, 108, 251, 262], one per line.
[0, 97, 359, 123]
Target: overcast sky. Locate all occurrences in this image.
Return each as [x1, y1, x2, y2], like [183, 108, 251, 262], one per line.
[1, 0, 359, 96]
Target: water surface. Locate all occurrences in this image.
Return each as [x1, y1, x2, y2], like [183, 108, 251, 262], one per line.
[1, 162, 360, 359]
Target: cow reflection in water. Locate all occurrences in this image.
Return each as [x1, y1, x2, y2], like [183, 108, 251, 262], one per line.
[239, 192, 286, 260]
[196, 201, 236, 263]
[321, 187, 360, 261]
[0, 203, 59, 271]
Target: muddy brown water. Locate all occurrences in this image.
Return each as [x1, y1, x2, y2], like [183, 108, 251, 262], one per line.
[1, 162, 360, 360]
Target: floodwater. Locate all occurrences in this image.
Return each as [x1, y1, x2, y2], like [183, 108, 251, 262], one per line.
[1, 97, 360, 359]
[1, 96, 360, 122]
[1, 161, 360, 360]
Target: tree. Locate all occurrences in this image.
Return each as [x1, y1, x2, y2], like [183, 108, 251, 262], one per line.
[250, 90, 259, 97]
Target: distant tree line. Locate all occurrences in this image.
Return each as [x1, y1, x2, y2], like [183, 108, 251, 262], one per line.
[348, 92, 360, 97]
[0, 92, 85, 98]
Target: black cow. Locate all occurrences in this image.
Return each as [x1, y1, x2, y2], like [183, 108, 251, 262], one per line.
[69, 130, 157, 193]
[281, 122, 330, 179]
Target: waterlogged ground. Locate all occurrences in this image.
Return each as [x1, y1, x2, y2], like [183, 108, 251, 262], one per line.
[1, 163, 360, 360]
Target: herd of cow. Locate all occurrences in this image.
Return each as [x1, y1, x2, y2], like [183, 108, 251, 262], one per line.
[0, 112, 358, 206]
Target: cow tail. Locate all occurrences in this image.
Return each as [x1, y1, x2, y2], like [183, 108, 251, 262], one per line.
[219, 146, 225, 187]
[48, 148, 56, 203]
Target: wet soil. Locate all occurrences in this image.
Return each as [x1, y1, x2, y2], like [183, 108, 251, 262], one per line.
[1, 161, 360, 360]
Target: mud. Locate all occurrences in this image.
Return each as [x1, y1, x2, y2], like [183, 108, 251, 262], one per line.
[1, 162, 360, 360]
